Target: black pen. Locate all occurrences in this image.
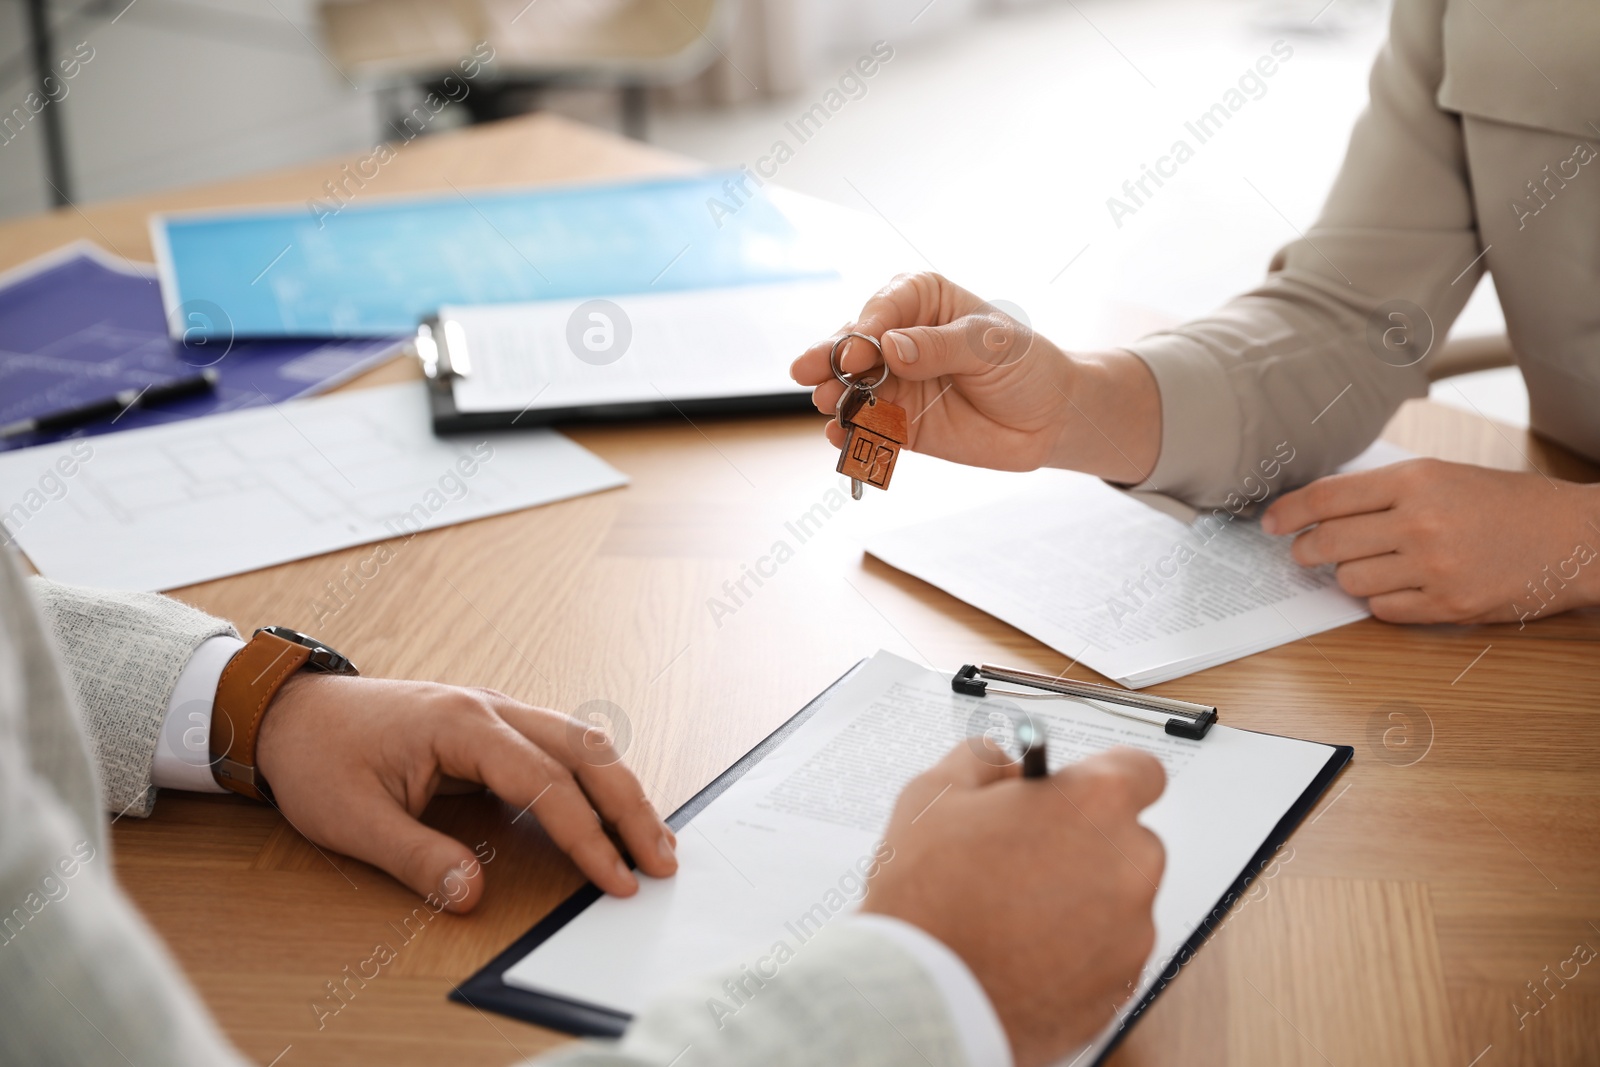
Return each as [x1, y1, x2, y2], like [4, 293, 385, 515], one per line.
[1, 368, 219, 439]
[1018, 718, 1049, 778]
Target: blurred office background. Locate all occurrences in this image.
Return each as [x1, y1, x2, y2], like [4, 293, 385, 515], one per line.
[0, 0, 1520, 418]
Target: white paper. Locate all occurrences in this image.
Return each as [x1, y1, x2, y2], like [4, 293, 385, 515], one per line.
[0, 383, 627, 590]
[502, 650, 1339, 1067]
[445, 279, 856, 414]
[862, 444, 1417, 687]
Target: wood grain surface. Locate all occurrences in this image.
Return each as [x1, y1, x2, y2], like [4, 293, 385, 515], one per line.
[4, 113, 1596, 1067]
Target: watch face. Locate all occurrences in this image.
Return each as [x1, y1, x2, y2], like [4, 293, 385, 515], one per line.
[256, 626, 359, 675]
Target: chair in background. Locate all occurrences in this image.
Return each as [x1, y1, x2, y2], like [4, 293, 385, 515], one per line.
[317, 0, 728, 139]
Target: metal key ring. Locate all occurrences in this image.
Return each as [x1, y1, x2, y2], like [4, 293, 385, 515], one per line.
[829, 332, 889, 391]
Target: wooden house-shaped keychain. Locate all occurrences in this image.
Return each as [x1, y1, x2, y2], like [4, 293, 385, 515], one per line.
[836, 392, 908, 494]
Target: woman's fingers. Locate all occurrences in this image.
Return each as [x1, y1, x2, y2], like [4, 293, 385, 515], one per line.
[809, 377, 848, 416]
[881, 310, 1033, 382]
[1367, 589, 1437, 624]
[854, 272, 987, 340]
[791, 273, 988, 388]
[1291, 511, 1402, 567]
[1333, 553, 1414, 598]
[1264, 467, 1402, 534]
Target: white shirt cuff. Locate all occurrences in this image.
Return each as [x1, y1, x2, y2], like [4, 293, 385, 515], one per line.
[848, 914, 1014, 1067]
[152, 634, 243, 793]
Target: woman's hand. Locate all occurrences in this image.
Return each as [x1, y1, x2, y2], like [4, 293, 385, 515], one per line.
[790, 272, 1162, 482]
[1263, 459, 1600, 624]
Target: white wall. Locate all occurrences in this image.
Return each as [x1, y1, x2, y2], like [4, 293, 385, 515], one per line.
[0, 0, 377, 219]
[0, 0, 1040, 221]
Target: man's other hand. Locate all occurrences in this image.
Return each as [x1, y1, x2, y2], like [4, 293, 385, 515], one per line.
[254, 675, 678, 913]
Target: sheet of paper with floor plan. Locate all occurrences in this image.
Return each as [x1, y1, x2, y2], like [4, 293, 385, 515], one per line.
[0, 383, 626, 590]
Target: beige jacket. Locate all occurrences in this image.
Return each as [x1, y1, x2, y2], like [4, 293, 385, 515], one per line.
[0, 554, 247, 1066]
[1, 549, 976, 1067]
[1130, 0, 1600, 506]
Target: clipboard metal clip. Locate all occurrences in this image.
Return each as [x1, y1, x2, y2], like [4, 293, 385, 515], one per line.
[952, 663, 1217, 740]
[415, 317, 472, 381]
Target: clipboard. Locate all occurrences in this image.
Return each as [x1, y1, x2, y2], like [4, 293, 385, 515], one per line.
[420, 307, 814, 434]
[416, 275, 854, 434]
[452, 656, 1353, 1060]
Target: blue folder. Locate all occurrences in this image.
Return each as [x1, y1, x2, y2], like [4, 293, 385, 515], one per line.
[152, 173, 834, 339]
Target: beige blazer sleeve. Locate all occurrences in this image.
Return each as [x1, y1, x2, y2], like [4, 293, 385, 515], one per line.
[0, 550, 252, 1067]
[1126, 0, 1482, 506]
[530, 921, 974, 1067]
[26, 578, 236, 818]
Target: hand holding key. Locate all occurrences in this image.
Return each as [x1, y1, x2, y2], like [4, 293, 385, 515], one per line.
[791, 272, 1163, 484]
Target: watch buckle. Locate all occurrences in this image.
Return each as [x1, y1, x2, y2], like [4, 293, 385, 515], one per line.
[215, 758, 270, 801]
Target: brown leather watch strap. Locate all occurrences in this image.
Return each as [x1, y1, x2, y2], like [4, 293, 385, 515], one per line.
[210, 630, 312, 802]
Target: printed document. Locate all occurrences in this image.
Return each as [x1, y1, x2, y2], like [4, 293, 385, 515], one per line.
[864, 445, 1411, 687]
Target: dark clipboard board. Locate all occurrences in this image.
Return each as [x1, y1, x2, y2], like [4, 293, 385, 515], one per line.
[426, 373, 815, 434]
[450, 660, 1355, 1055]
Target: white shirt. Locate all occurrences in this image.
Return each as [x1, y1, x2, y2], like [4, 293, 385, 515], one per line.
[152, 634, 239, 794]
[153, 639, 1014, 1066]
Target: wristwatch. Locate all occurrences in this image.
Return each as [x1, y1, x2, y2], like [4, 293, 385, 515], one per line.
[210, 626, 359, 802]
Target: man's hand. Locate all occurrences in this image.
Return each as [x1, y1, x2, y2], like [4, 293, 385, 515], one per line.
[789, 272, 1162, 483]
[1262, 458, 1600, 624]
[863, 741, 1166, 1067]
[254, 675, 677, 913]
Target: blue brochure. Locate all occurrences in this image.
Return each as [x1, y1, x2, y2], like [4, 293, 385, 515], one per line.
[151, 173, 834, 339]
[0, 245, 400, 452]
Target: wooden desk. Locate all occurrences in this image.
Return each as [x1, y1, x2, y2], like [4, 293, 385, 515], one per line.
[4, 114, 1597, 1067]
